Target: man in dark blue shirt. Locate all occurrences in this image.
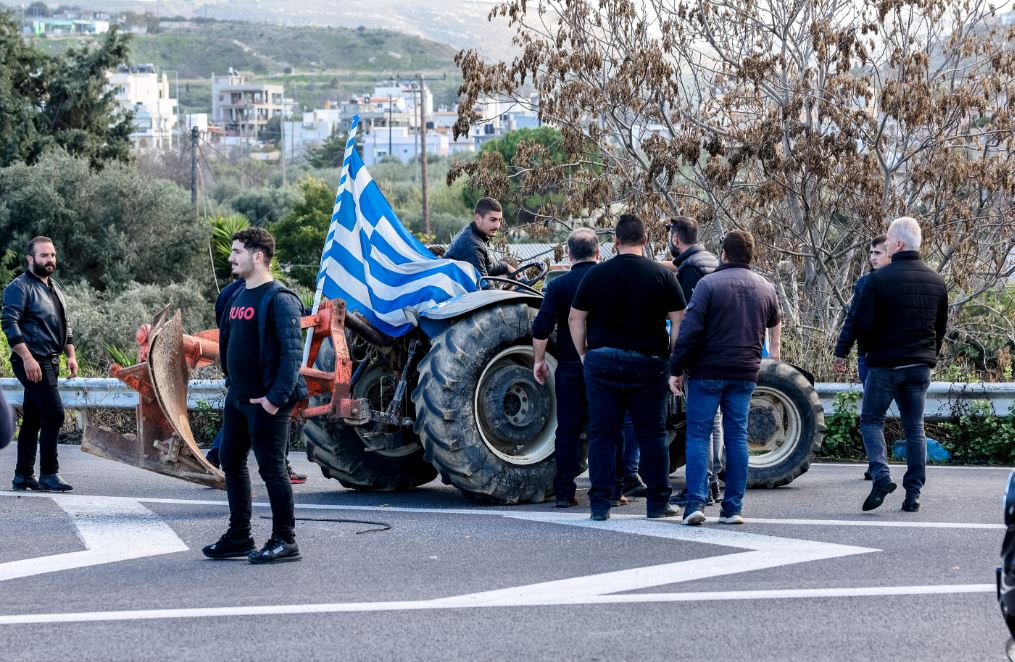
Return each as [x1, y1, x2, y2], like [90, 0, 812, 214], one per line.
[532, 228, 599, 507]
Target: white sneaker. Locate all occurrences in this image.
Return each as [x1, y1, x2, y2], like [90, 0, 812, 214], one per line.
[682, 509, 706, 526]
[718, 514, 745, 525]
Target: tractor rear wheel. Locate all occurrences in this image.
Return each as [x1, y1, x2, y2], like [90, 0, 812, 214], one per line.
[412, 303, 558, 504]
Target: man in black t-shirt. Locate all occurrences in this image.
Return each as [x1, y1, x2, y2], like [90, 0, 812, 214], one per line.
[569, 214, 686, 520]
[202, 228, 308, 565]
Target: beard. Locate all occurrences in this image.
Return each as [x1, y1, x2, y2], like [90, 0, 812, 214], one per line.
[32, 262, 55, 277]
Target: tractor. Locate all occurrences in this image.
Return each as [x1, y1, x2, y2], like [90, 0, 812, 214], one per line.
[82, 262, 825, 504]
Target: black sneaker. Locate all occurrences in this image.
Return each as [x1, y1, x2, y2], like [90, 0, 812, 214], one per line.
[38, 473, 73, 492]
[590, 511, 610, 521]
[863, 471, 872, 481]
[248, 535, 301, 564]
[622, 474, 648, 498]
[202, 532, 256, 559]
[205, 448, 220, 469]
[12, 474, 41, 491]
[647, 506, 680, 519]
[902, 496, 921, 512]
[862, 477, 897, 511]
[709, 482, 722, 503]
[669, 489, 690, 507]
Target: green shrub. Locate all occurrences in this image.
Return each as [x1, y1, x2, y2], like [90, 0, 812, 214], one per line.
[820, 391, 864, 459]
[937, 401, 1015, 464]
[63, 279, 216, 372]
[0, 150, 209, 292]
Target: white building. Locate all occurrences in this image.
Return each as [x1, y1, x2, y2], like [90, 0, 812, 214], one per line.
[106, 64, 178, 151]
[211, 70, 286, 140]
[281, 108, 343, 160]
[363, 126, 448, 165]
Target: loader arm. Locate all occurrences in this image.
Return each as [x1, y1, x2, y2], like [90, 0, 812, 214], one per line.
[81, 299, 364, 489]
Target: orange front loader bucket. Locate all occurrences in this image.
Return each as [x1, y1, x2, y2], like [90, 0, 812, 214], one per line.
[82, 299, 357, 489]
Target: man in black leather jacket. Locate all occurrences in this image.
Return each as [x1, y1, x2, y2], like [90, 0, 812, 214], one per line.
[1, 236, 77, 492]
[445, 197, 515, 280]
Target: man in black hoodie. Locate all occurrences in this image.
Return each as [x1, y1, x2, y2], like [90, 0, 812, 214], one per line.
[202, 228, 309, 564]
[852, 217, 948, 513]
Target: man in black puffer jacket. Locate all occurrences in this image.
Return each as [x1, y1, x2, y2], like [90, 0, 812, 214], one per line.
[853, 217, 948, 514]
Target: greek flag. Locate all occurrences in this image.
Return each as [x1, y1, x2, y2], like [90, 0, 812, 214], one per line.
[312, 115, 480, 337]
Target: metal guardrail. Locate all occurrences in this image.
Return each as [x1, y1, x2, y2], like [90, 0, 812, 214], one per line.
[2, 378, 1014, 419]
[815, 382, 1015, 421]
[0, 378, 226, 410]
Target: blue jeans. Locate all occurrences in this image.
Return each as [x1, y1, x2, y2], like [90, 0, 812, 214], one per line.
[685, 379, 755, 516]
[622, 414, 640, 478]
[583, 348, 672, 514]
[861, 365, 930, 496]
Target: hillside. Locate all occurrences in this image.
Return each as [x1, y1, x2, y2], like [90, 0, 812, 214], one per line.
[8, 0, 517, 60]
[129, 20, 462, 79]
[32, 18, 465, 112]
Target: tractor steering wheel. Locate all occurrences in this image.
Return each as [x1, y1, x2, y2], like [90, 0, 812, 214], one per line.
[509, 260, 549, 287]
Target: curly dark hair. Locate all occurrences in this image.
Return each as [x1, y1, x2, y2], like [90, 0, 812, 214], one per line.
[232, 227, 275, 262]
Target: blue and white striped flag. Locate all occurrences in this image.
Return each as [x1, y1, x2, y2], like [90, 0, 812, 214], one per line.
[312, 115, 480, 337]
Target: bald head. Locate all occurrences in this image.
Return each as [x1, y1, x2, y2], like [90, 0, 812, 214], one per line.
[567, 227, 599, 263]
[886, 216, 922, 256]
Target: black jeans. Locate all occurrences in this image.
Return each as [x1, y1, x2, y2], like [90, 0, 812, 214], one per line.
[552, 360, 586, 501]
[12, 355, 64, 477]
[219, 389, 295, 541]
[583, 348, 672, 514]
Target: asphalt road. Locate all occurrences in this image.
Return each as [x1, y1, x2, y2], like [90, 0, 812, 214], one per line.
[0, 444, 1009, 662]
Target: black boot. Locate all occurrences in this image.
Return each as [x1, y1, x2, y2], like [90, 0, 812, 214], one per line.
[38, 473, 73, 492]
[862, 476, 897, 511]
[12, 474, 41, 491]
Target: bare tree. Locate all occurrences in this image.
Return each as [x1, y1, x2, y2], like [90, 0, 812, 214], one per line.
[452, 0, 1015, 374]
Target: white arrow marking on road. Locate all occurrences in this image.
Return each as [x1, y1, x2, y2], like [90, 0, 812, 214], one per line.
[429, 513, 877, 607]
[0, 494, 188, 583]
[0, 496, 895, 624]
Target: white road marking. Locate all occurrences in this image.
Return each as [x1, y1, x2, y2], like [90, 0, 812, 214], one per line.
[0, 491, 993, 625]
[1, 490, 1001, 528]
[0, 584, 994, 625]
[0, 495, 188, 583]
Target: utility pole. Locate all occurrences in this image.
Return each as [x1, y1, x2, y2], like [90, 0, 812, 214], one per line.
[280, 114, 287, 187]
[387, 76, 394, 158]
[418, 74, 430, 236]
[190, 127, 199, 209]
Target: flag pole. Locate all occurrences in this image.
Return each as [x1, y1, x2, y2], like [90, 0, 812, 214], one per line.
[303, 115, 361, 367]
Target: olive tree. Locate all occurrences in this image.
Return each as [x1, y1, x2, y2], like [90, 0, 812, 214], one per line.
[452, 0, 1015, 370]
